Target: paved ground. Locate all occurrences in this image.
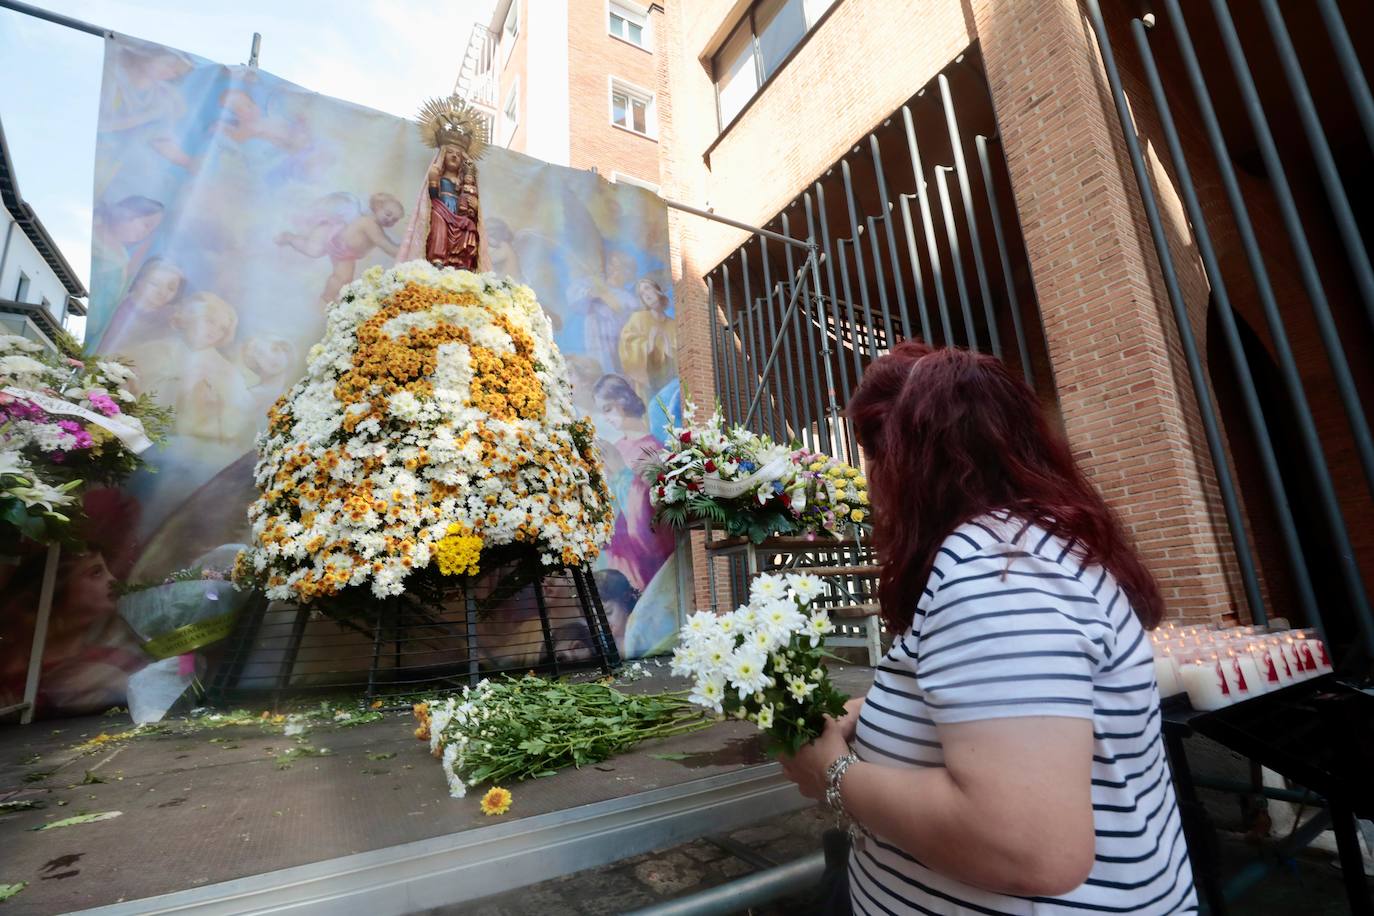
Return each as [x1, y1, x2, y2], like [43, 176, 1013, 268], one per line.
[455, 732, 1372, 915]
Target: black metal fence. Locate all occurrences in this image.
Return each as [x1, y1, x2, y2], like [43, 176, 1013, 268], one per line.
[1084, 0, 1374, 665]
[705, 50, 1050, 469]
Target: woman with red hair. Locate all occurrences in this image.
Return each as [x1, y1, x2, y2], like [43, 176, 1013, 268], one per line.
[781, 342, 1196, 914]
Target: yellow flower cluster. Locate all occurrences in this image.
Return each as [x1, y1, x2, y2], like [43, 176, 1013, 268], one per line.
[435, 523, 483, 577]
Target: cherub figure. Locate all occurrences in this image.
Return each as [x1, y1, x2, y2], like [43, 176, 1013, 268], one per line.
[276, 192, 403, 305]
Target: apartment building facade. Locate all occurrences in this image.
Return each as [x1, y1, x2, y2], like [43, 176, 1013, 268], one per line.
[464, 0, 664, 190]
[0, 116, 86, 352]
[652, 0, 1374, 658]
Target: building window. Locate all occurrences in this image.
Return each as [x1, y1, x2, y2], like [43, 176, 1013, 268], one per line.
[610, 79, 654, 137]
[502, 79, 520, 144]
[711, 0, 836, 130]
[609, 2, 649, 49]
[501, 0, 520, 64]
[14, 272, 30, 302]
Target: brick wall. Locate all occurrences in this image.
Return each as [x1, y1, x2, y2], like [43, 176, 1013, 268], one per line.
[566, 0, 662, 184]
[658, 0, 1257, 621]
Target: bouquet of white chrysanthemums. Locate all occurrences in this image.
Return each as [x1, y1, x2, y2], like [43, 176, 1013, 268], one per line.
[673, 573, 850, 755]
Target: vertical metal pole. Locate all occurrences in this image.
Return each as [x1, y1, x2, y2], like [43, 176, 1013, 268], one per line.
[939, 73, 1001, 358]
[18, 542, 60, 724]
[714, 271, 725, 414]
[759, 236, 796, 441]
[1209, 0, 1374, 498]
[1316, 0, 1374, 154]
[464, 587, 481, 686]
[1258, 0, 1374, 331]
[1134, 18, 1320, 633]
[248, 32, 261, 68]
[814, 182, 858, 411]
[869, 133, 913, 341]
[735, 254, 761, 433]
[531, 574, 560, 676]
[784, 211, 827, 451]
[898, 195, 934, 343]
[975, 135, 1034, 386]
[807, 193, 852, 462]
[1165, 0, 1374, 654]
[1082, 0, 1269, 626]
[840, 161, 880, 363]
[837, 238, 874, 369]
[722, 263, 744, 427]
[739, 245, 771, 439]
[935, 166, 979, 348]
[866, 215, 897, 351]
[902, 105, 955, 345]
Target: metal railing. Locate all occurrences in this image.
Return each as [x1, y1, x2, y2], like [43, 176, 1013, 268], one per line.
[706, 51, 1048, 470]
[1083, 0, 1374, 663]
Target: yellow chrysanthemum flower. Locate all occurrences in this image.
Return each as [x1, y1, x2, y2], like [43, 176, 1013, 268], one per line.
[850, 509, 865, 523]
[480, 786, 513, 816]
[435, 523, 483, 577]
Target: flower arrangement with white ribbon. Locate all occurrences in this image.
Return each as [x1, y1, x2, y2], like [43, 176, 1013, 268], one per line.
[1, 333, 169, 552]
[642, 401, 868, 544]
[239, 262, 613, 606]
[673, 572, 850, 755]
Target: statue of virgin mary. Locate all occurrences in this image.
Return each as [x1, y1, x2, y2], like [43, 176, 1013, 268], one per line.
[396, 95, 488, 270]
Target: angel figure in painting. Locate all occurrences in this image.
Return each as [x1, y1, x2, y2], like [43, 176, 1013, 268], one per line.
[276, 191, 403, 305]
[397, 96, 488, 270]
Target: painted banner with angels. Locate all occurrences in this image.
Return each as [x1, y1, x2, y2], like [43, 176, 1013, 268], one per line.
[0, 33, 680, 716]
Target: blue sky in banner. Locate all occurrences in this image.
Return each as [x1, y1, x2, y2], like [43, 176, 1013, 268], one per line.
[0, 0, 495, 336]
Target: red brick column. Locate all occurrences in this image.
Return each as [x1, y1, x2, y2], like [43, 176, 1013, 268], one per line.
[971, 0, 1240, 621]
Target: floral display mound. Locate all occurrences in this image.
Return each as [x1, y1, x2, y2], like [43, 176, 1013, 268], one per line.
[0, 332, 170, 555]
[642, 402, 869, 545]
[413, 674, 710, 799]
[239, 261, 614, 616]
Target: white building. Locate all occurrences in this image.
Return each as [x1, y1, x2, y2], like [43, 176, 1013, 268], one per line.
[0, 115, 86, 352]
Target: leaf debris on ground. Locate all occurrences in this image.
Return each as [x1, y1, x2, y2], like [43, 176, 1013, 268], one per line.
[32, 811, 122, 831]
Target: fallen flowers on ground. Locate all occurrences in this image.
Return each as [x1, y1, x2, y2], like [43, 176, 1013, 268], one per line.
[480, 786, 513, 816]
[414, 676, 712, 799]
[673, 572, 849, 756]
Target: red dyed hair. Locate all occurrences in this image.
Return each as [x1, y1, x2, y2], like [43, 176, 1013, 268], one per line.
[847, 342, 1163, 633]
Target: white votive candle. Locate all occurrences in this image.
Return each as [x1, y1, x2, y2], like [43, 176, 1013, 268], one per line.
[1230, 648, 1264, 697]
[1279, 637, 1307, 679]
[1266, 638, 1295, 685]
[1293, 630, 1333, 673]
[1181, 657, 1231, 711]
[1153, 646, 1183, 698]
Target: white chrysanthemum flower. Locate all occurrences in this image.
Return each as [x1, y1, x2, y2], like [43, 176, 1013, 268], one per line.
[689, 674, 726, 714]
[786, 574, 828, 604]
[805, 611, 835, 646]
[755, 704, 775, 731]
[785, 676, 817, 702]
[726, 646, 772, 699]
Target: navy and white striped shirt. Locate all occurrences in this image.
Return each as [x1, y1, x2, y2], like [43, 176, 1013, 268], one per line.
[851, 514, 1196, 915]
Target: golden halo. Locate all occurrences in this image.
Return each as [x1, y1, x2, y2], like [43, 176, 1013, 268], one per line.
[417, 95, 489, 160]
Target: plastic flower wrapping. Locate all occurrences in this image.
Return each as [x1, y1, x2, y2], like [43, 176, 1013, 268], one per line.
[239, 261, 614, 606]
[641, 401, 869, 544]
[117, 547, 254, 724]
[673, 572, 849, 755]
[0, 333, 170, 552]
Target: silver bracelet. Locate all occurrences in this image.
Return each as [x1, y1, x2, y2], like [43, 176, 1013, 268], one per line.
[824, 751, 859, 822]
